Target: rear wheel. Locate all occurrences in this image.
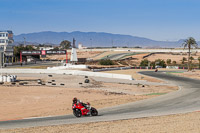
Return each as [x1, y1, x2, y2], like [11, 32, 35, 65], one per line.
[90, 107, 98, 116]
[73, 109, 82, 117]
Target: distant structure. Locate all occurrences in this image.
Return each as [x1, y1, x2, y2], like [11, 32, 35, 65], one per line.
[78, 43, 87, 49]
[0, 30, 14, 49]
[0, 30, 14, 48]
[39, 45, 54, 50]
[70, 38, 78, 62]
[0, 30, 14, 67]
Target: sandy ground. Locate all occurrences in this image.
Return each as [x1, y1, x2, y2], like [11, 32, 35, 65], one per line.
[45, 51, 103, 60]
[42, 50, 200, 68]
[2, 111, 200, 133]
[0, 73, 177, 121]
[124, 52, 200, 66]
[146, 53, 200, 64]
[1, 69, 195, 133]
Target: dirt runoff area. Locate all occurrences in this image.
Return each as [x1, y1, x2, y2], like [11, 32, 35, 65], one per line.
[168, 70, 200, 80]
[45, 51, 103, 60]
[2, 111, 200, 133]
[0, 71, 178, 121]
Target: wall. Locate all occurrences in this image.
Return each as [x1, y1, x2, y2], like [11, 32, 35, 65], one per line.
[0, 69, 133, 80]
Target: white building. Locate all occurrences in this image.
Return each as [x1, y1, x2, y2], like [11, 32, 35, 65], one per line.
[78, 43, 87, 49]
[0, 30, 14, 66]
[0, 30, 14, 49]
[39, 46, 54, 50]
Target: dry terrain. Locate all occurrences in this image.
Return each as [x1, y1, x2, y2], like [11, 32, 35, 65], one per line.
[1, 68, 199, 132]
[0, 72, 177, 121]
[131, 52, 200, 66]
[146, 53, 200, 64]
[44, 51, 103, 60]
[1, 111, 200, 133]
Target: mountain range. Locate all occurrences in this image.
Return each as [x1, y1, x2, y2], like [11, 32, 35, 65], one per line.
[13, 31, 191, 48]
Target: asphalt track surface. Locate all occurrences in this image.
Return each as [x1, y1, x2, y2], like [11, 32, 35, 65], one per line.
[104, 52, 132, 60]
[1, 71, 200, 129]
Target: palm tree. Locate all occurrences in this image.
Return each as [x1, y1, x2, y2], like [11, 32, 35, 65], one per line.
[182, 37, 198, 71]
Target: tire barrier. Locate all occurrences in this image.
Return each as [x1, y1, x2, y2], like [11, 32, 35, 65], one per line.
[0, 75, 17, 82]
[19, 83, 24, 85]
[23, 82, 28, 84]
[85, 79, 90, 83]
[92, 67, 132, 72]
[132, 67, 154, 69]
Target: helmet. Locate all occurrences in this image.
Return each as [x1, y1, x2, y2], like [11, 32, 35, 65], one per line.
[73, 97, 77, 103]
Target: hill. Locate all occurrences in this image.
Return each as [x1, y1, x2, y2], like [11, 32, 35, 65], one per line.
[14, 31, 185, 48]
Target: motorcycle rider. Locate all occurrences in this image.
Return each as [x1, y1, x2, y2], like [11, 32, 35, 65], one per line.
[72, 97, 79, 105]
[72, 97, 90, 114]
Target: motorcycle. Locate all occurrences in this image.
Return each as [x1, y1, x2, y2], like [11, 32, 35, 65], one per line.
[72, 102, 98, 117]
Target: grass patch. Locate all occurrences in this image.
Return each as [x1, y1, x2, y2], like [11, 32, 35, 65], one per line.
[146, 93, 167, 96]
[166, 72, 184, 74]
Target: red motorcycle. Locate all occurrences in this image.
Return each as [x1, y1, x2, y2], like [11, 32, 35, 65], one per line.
[72, 102, 98, 117]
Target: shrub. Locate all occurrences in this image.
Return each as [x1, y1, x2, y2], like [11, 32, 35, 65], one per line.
[166, 59, 171, 64]
[140, 59, 149, 66]
[99, 59, 114, 65]
[155, 59, 166, 68]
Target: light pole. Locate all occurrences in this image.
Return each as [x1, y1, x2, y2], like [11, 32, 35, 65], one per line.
[23, 37, 26, 46]
[112, 39, 113, 48]
[90, 38, 92, 51]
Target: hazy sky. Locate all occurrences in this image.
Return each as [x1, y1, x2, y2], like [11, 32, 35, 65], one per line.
[1, 0, 200, 41]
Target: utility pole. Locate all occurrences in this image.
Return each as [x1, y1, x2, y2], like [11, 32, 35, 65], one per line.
[23, 37, 26, 47]
[90, 38, 92, 51]
[112, 39, 113, 48]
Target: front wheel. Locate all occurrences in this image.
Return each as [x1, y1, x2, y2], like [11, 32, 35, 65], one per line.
[73, 109, 82, 117]
[90, 107, 98, 116]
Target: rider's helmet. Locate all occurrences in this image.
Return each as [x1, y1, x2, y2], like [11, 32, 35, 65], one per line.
[73, 97, 77, 104]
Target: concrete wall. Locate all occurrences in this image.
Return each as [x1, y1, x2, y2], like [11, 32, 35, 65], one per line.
[47, 64, 88, 70]
[0, 69, 133, 80]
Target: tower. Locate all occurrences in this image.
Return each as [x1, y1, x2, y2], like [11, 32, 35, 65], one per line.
[70, 38, 78, 62]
